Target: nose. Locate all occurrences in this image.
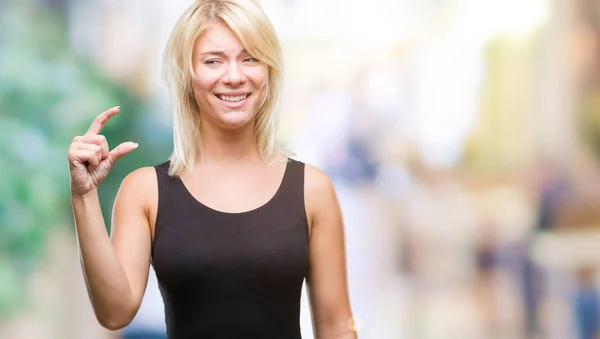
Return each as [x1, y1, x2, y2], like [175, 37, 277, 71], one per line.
[222, 61, 246, 86]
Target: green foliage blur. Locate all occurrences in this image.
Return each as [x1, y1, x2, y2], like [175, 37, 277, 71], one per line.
[0, 3, 172, 319]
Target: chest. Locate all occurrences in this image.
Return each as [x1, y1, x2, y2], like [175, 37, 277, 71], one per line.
[182, 166, 285, 214]
[150, 160, 309, 290]
[152, 205, 309, 290]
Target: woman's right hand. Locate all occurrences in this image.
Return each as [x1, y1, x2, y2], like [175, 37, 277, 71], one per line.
[68, 106, 139, 197]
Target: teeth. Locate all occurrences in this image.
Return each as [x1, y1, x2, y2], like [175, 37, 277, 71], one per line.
[219, 94, 247, 102]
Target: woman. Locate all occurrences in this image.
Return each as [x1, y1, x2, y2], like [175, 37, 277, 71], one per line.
[67, 0, 356, 338]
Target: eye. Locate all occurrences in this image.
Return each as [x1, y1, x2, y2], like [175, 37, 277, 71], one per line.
[204, 59, 220, 65]
[244, 57, 259, 63]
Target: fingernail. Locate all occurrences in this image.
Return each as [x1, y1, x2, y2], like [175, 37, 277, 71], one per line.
[113, 106, 121, 110]
[133, 142, 139, 148]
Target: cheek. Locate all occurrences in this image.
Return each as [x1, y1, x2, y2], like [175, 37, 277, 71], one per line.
[192, 77, 219, 102]
[193, 65, 221, 89]
[247, 66, 269, 89]
[252, 78, 269, 107]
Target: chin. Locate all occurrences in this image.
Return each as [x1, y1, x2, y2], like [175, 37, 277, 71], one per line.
[218, 111, 254, 129]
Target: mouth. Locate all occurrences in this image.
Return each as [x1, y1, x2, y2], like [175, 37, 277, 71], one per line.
[215, 93, 251, 103]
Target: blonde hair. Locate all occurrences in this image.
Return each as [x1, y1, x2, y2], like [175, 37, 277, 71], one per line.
[162, 0, 292, 177]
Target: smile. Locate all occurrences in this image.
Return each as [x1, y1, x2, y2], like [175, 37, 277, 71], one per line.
[216, 94, 250, 102]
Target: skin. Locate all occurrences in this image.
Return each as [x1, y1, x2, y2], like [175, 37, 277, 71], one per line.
[68, 21, 356, 338]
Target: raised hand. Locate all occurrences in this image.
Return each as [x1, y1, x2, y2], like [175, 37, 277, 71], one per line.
[68, 106, 138, 197]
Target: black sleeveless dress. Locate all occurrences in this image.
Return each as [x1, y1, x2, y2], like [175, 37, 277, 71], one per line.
[151, 159, 309, 339]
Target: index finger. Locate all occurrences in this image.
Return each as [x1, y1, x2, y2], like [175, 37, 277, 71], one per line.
[85, 106, 120, 136]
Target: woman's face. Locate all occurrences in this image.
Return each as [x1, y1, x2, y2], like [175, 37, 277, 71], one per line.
[192, 21, 269, 131]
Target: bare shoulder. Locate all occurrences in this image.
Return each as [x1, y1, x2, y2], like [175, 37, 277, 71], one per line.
[304, 163, 335, 197]
[303, 163, 340, 227]
[121, 166, 157, 183]
[116, 166, 159, 216]
[120, 166, 157, 194]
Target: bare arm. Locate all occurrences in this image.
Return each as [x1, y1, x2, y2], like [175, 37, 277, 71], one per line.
[69, 107, 153, 330]
[72, 169, 154, 330]
[305, 165, 357, 339]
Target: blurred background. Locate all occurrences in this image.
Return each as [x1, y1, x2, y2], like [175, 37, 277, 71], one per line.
[2, 0, 600, 338]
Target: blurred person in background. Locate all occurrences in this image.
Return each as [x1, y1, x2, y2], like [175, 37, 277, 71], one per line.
[473, 217, 502, 338]
[66, 1, 356, 338]
[572, 266, 600, 339]
[522, 159, 572, 338]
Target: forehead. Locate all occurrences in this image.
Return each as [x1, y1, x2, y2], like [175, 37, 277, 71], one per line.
[195, 22, 245, 54]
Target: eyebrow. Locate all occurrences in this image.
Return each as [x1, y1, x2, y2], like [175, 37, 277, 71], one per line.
[199, 49, 249, 57]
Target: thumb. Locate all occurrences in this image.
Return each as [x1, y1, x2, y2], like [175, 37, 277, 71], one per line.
[108, 141, 139, 164]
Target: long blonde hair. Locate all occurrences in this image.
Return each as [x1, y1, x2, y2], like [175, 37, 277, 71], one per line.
[162, 0, 292, 177]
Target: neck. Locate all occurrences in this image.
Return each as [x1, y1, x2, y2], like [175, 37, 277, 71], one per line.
[198, 122, 260, 165]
